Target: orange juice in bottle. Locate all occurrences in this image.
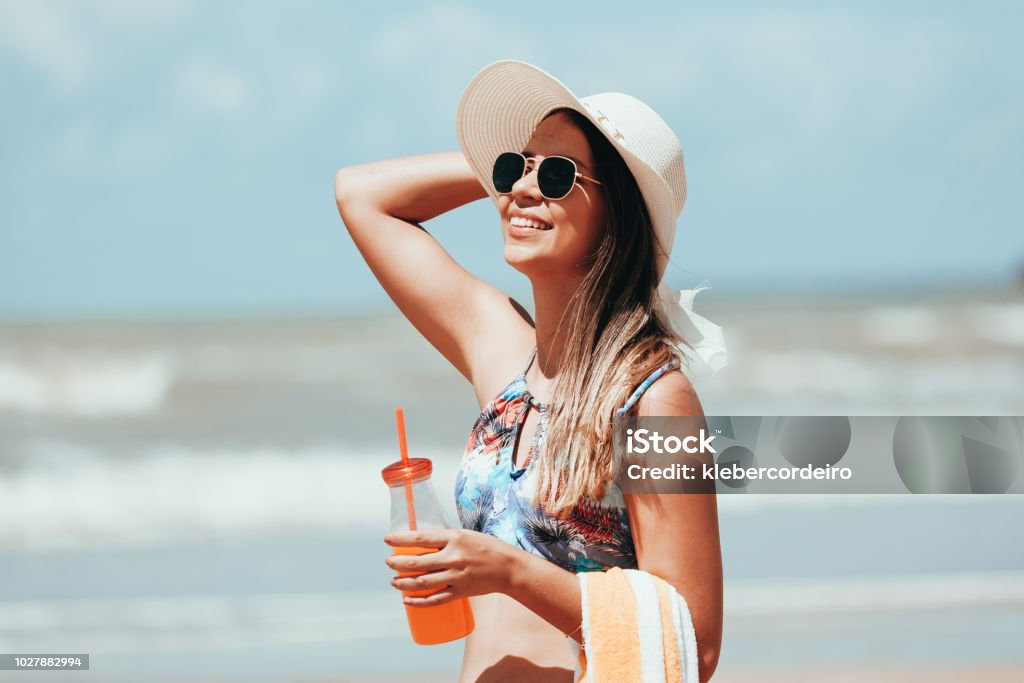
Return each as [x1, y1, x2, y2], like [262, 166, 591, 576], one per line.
[382, 410, 474, 645]
[391, 543, 475, 645]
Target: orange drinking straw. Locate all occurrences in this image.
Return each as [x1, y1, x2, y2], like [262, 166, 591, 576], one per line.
[394, 408, 418, 531]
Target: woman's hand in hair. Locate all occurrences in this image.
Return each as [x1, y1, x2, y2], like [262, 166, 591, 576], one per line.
[384, 528, 522, 605]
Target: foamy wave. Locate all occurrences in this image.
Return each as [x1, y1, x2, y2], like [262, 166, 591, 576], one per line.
[861, 307, 939, 346]
[1, 439, 995, 552]
[0, 591, 404, 653]
[174, 342, 367, 383]
[0, 441, 463, 551]
[713, 493, 996, 513]
[731, 349, 1023, 405]
[741, 350, 881, 398]
[726, 570, 1024, 617]
[0, 354, 171, 417]
[971, 303, 1024, 346]
[3, 572, 1023, 653]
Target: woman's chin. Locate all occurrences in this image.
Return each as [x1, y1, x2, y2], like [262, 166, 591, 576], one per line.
[505, 241, 592, 279]
[504, 244, 549, 274]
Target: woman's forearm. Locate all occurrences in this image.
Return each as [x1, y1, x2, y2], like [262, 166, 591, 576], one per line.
[505, 548, 584, 644]
[335, 151, 487, 224]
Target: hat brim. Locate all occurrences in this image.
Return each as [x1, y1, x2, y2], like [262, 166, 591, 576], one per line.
[455, 60, 679, 278]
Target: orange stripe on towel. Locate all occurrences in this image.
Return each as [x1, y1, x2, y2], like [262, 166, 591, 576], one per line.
[585, 567, 641, 681]
[654, 577, 682, 681]
[577, 647, 588, 681]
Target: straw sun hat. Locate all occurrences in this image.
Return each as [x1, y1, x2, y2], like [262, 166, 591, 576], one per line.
[455, 60, 727, 375]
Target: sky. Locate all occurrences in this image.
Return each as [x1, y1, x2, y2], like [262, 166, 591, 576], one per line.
[0, 0, 1022, 320]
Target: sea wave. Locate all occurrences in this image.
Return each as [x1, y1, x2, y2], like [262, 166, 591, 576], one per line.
[971, 303, 1024, 345]
[3, 572, 1023, 653]
[0, 439, 1002, 552]
[0, 440, 462, 551]
[860, 307, 940, 346]
[0, 354, 172, 417]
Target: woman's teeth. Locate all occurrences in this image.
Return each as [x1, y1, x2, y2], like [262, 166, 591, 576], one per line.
[509, 216, 552, 230]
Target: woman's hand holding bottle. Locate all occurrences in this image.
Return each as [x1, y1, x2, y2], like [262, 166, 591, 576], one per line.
[385, 528, 521, 607]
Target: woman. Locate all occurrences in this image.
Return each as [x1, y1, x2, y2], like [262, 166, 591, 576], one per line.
[335, 60, 723, 682]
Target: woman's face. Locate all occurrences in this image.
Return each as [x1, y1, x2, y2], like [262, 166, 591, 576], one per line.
[497, 111, 608, 283]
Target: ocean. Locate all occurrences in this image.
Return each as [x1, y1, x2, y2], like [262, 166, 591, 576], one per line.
[1, 287, 1023, 681]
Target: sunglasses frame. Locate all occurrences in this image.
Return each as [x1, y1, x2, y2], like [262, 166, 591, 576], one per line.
[492, 151, 603, 200]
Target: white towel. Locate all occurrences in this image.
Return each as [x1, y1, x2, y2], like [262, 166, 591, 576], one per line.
[567, 567, 700, 683]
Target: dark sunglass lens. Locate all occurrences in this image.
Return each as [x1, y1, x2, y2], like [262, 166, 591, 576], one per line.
[538, 157, 576, 199]
[492, 152, 525, 193]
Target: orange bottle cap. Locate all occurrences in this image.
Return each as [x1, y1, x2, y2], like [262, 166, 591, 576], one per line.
[381, 457, 432, 486]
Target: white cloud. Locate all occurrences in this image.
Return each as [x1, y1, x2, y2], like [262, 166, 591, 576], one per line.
[550, 8, 974, 140]
[87, 0, 189, 26]
[0, 0, 190, 92]
[699, 10, 969, 135]
[49, 116, 101, 173]
[340, 4, 546, 154]
[0, 0, 94, 90]
[175, 59, 250, 115]
[110, 127, 172, 171]
[369, 3, 513, 70]
[366, 4, 543, 115]
[347, 5, 983, 180]
[554, 8, 983, 187]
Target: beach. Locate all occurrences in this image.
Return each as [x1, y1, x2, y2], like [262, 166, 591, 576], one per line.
[1, 287, 1023, 680]
[2, 496, 1023, 681]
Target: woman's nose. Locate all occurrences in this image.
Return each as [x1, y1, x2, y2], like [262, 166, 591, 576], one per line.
[511, 160, 543, 202]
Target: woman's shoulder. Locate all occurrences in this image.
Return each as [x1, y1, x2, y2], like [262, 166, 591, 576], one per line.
[634, 366, 703, 418]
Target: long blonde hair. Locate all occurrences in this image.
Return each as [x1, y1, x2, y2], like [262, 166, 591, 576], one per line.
[534, 109, 689, 515]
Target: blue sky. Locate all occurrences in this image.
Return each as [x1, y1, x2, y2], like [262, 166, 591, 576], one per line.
[1, 1, 1021, 319]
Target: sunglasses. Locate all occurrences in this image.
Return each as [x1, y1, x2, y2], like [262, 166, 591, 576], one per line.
[491, 151, 602, 200]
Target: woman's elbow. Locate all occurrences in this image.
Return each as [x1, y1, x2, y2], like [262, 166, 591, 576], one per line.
[334, 167, 377, 230]
[694, 609, 721, 682]
[334, 167, 358, 210]
[700, 644, 720, 682]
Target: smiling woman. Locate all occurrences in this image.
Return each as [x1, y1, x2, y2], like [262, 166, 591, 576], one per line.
[335, 60, 723, 683]
[498, 113, 608, 282]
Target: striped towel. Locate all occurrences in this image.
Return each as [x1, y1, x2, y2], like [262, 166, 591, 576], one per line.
[568, 567, 700, 683]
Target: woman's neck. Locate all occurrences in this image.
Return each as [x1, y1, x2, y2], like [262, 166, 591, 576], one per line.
[530, 275, 582, 391]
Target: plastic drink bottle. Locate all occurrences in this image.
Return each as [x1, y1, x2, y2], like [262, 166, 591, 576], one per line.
[382, 455, 475, 645]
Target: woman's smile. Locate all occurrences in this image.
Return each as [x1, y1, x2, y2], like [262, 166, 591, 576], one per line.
[506, 209, 554, 238]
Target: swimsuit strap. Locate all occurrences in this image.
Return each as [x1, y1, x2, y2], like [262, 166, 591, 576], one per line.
[518, 347, 538, 378]
[615, 359, 681, 416]
[520, 347, 545, 411]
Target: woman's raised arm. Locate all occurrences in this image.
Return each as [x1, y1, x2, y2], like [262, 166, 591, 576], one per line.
[334, 153, 533, 394]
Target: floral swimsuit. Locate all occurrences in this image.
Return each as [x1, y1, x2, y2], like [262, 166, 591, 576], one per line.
[455, 348, 680, 573]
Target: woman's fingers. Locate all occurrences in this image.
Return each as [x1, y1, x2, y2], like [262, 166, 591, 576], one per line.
[391, 569, 459, 594]
[402, 588, 459, 608]
[385, 529, 452, 549]
[386, 548, 450, 573]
